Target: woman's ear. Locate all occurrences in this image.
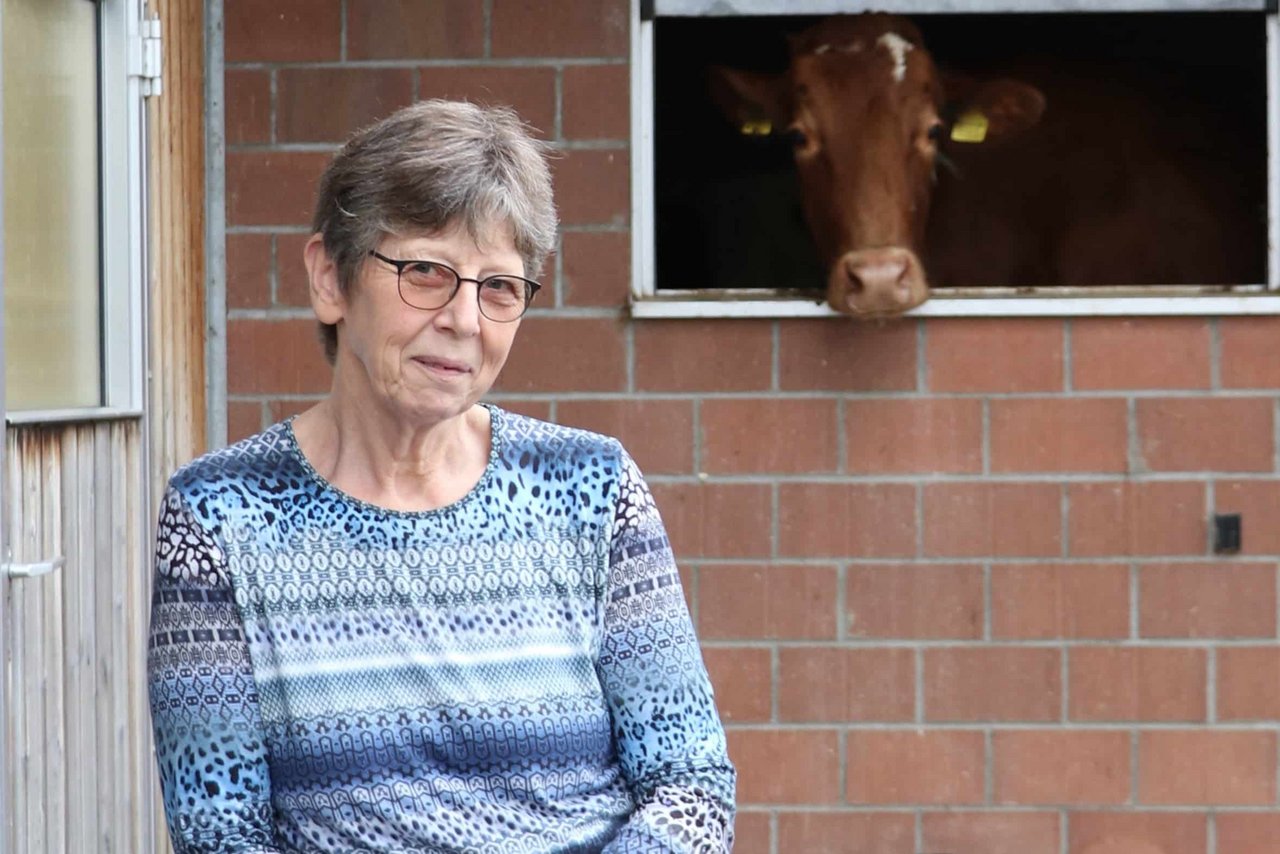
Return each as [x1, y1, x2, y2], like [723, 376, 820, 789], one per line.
[304, 233, 345, 325]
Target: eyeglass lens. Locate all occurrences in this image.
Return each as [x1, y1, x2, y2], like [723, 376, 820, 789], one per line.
[398, 261, 533, 321]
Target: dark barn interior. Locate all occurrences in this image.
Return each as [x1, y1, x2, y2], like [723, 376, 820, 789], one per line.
[652, 12, 1269, 295]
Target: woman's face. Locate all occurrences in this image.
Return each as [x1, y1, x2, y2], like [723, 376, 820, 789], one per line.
[313, 220, 527, 426]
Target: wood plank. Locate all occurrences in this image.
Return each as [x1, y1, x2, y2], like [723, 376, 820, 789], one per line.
[44, 434, 66, 854]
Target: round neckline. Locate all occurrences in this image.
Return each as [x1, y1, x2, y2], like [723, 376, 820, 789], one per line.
[281, 402, 504, 519]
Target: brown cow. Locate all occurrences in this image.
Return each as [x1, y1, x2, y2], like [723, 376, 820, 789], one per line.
[710, 13, 1265, 318]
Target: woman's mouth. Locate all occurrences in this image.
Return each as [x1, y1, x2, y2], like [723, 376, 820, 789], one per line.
[413, 357, 472, 377]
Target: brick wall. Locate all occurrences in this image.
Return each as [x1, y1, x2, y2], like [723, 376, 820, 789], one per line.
[221, 2, 1280, 851]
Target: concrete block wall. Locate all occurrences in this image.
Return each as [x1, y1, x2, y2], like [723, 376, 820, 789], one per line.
[221, 2, 1280, 851]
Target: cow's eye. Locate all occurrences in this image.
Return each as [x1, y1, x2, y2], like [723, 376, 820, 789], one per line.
[927, 122, 946, 143]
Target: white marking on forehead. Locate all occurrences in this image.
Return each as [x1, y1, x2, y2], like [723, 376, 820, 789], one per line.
[877, 32, 914, 83]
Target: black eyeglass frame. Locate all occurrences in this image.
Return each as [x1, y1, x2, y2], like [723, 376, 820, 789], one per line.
[368, 250, 542, 322]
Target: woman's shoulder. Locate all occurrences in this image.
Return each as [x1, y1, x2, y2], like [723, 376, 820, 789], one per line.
[493, 405, 627, 462]
[166, 421, 301, 509]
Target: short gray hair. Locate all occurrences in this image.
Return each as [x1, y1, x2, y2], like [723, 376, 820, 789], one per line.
[310, 99, 558, 362]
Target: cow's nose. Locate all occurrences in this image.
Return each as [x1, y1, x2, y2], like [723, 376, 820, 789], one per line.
[846, 256, 908, 298]
[831, 247, 930, 318]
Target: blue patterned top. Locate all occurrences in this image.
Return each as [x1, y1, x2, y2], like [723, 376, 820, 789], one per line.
[147, 406, 735, 853]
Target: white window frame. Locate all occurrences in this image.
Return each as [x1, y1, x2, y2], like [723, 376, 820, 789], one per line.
[629, 0, 1280, 319]
[5, 0, 149, 424]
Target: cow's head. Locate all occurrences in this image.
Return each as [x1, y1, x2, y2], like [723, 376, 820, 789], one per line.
[711, 14, 1045, 318]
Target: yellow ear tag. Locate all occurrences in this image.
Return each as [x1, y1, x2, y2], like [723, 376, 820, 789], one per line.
[950, 111, 989, 143]
[739, 119, 773, 136]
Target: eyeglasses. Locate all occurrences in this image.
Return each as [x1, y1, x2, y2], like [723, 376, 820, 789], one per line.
[368, 250, 541, 323]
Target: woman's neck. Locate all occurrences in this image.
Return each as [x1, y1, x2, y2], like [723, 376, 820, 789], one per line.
[292, 392, 491, 513]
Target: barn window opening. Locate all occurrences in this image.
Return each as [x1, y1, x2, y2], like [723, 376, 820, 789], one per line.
[634, 3, 1278, 318]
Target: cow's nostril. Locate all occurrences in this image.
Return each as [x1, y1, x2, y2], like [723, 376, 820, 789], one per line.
[847, 271, 865, 295]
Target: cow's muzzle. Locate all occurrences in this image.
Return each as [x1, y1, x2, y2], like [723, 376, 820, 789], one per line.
[828, 247, 930, 318]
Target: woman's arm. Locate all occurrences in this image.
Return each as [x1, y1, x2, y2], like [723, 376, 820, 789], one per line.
[598, 450, 736, 853]
[148, 487, 285, 854]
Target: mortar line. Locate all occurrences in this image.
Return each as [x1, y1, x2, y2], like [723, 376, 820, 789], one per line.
[1208, 811, 1217, 854]
[836, 561, 848, 643]
[339, 0, 348, 61]
[269, 69, 279, 146]
[553, 66, 564, 141]
[1130, 728, 1140, 804]
[1130, 562, 1141, 640]
[836, 394, 848, 474]
[268, 234, 279, 305]
[984, 729, 994, 804]
[482, 0, 493, 58]
[1060, 645, 1070, 723]
[983, 562, 993, 643]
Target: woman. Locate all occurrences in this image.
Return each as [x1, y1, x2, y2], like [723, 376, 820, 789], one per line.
[148, 100, 735, 853]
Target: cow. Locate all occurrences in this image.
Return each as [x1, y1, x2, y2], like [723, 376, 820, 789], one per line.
[708, 13, 1266, 318]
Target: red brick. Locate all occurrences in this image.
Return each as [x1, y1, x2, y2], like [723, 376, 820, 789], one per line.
[1218, 813, 1280, 854]
[1216, 480, 1280, 555]
[227, 401, 266, 442]
[496, 317, 626, 393]
[991, 563, 1129, 640]
[275, 233, 312, 307]
[1139, 730, 1276, 805]
[1139, 562, 1275, 639]
[778, 319, 917, 391]
[347, 0, 484, 60]
[226, 233, 272, 309]
[923, 482, 1062, 557]
[267, 398, 322, 422]
[491, 0, 627, 57]
[1222, 316, 1280, 388]
[225, 70, 270, 145]
[923, 812, 1060, 854]
[927, 318, 1064, 393]
[699, 564, 838, 640]
[994, 730, 1130, 804]
[554, 148, 629, 226]
[778, 483, 916, 558]
[1068, 481, 1205, 557]
[845, 398, 982, 474]
[1069, 647, 1206, 721]
[727, 729, 840, 804]
[225, 0, 341, 62]
[847, 730, 985, 805]
[562, 231, 629, 307]
[277, 69, 414, 143]
[778, 647, 914, 722]
[555, 399, 692, 475]
[226, 151, 331, 228]
[226, 319, 332, 395]
[925, 647, 1060, 722]
[701, 647, 770, 723]
[563, 64, 630, 140]
[846, 564, 983, 640]
[648, 482, 771, 559]
[1217, 646, 1280, 720]
[777, 813, 914, 852]
[1073, 317, 1211, 390]
[1137, 398, 1273, 473]
[1069, 811, 1207, 854]
[417, 67, 557, 138]
[634, 321, 772, 392]
[702, 399, 838, 474]
[730, 812, 771, 854]
[990, 398, 1128, 473]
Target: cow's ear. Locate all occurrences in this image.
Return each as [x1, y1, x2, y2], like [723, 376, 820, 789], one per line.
[946, 77, 1046, 140]
[708, 66, 790, 133]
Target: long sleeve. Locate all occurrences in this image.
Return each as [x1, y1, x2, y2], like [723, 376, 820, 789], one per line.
[598, 452, 736, 853]
[148, 487, 285, 854]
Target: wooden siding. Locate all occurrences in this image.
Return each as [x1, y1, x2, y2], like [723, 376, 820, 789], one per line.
[3, 420, 149, 854]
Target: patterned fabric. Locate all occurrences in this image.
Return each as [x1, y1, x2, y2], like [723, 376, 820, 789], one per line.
[148, 406, 735, 854]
